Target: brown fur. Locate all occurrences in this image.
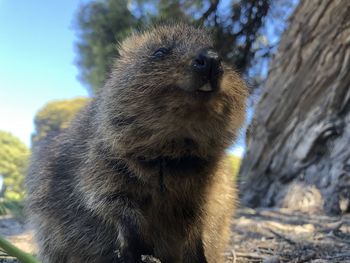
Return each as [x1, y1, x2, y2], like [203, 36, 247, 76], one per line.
[26, 23, 247, 263]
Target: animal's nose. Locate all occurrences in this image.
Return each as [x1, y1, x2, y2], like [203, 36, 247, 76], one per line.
[192, 49, 222, 81]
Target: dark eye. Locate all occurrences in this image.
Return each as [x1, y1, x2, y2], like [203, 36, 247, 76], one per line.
[152, 47, 170, 58]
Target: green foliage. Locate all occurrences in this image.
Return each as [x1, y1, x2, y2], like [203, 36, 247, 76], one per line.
[0, 131, 30, 202]
[74, 0, 284, 93]
[32, 97, 89, 145]
[227, 154, 241, 179]
[0, 200, 24, 218]
[75, 0, 139, 93]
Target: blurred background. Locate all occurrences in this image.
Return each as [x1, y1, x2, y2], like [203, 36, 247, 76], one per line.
[1, 0, 350, 261]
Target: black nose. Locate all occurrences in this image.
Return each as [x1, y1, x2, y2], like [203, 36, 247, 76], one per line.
[192, 49, 222, 81]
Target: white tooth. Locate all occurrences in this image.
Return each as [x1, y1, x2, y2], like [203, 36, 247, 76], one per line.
[198, 84, 212, 92]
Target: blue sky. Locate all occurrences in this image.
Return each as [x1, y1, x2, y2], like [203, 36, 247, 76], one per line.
[0, 0, 88, 146]
[0, 0, 250, 156]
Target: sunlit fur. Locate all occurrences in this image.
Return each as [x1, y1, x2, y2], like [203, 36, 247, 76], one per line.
[26, 23, 247, 263]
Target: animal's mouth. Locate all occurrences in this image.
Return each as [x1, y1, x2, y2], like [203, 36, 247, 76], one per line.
[197, 83, 214, 93]
[176, 81, 218, 100]
[191, 48, 223, 94]
[193, 78, 221, 96]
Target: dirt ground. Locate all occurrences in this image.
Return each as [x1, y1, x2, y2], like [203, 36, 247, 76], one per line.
[227, 208, 350, 263]
[1, 208, 350, 263]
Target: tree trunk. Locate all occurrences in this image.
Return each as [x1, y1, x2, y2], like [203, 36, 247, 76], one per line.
[239, 0, 350, 215]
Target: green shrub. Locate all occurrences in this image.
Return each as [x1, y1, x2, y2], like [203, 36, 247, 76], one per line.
[227, 154, 241, 179]
[0, 131, 30, 203]
[32, 97, 89, 145]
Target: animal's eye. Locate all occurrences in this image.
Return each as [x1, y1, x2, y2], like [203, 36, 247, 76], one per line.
[152, 47, 170, 58]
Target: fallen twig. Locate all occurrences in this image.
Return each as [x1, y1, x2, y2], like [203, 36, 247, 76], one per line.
[141, 254, 162, 263]
[231, 249, 237, 263]
[267, 229, 297, 245]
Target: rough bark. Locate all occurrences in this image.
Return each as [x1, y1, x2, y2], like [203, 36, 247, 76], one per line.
[239, 0, 350, 215]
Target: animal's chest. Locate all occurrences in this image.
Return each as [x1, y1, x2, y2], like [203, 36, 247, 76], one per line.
[140, 174, 206, 240]
[126, 156, 211, 243]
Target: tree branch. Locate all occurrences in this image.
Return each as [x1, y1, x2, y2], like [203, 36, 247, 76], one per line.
[199, 0, 219, 23]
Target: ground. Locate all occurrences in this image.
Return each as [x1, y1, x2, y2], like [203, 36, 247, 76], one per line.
[1, 208, 350, 262]
[228, 208, 350, 263]
[0, 215, 34, 262]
